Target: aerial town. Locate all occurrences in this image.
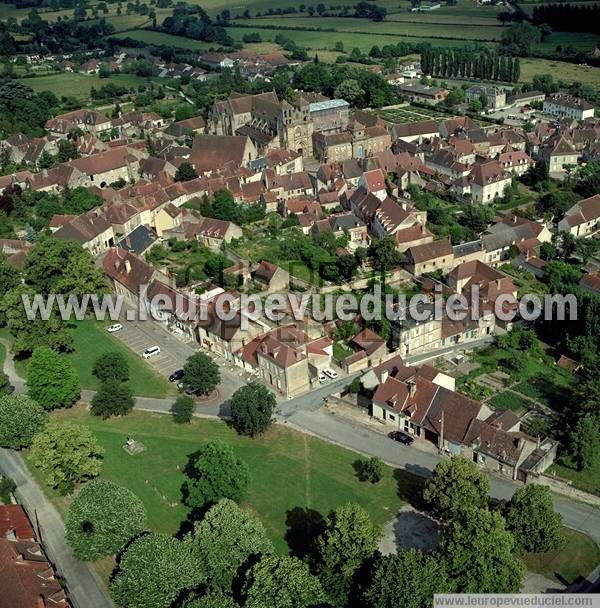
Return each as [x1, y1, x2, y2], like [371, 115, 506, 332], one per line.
[0, 0, 599, 606]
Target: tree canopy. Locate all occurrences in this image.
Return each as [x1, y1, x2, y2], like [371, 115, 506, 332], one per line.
[90, 380, 135, 418]
[505, 484, 565, 553]
[423, 456, 490, 521]
[29, 421, 104, 495]
[242, 555, 326, 608]
[66, 479, 147, 561]
[316, 502, 381, 607]
[111, 533, 203, 608]
[186, 498, 273, 593]
[27, 347, 80, 410]
[364, 549, 453, 608]
[92, 352, 130, 383]
[230, 382, 276, 437]
[0, 394, 47, 449]
[183, 352, 220, 396]
[183, 440, 251, 508]
[440, 507, 524, 593]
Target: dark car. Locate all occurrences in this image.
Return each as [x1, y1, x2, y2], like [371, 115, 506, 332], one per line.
[388, 431, 414, 446]
[169, 369, 184, 382]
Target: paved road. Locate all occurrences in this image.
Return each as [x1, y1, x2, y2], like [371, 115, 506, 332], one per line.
[0, 449, 114, 608]
[282, 407, 600, 546]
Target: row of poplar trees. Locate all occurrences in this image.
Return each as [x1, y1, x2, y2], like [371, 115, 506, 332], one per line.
[421, 48, 520, 83]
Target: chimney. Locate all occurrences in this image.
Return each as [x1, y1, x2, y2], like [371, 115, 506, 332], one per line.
[408, 379, 417, 398]
[381, 369, 389, 384]
[124, 259, 131, 274]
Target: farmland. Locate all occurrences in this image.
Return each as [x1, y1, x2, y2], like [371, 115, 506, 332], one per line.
[17, 72, 151, 99]
[112, 29, 215, 51]
[520, 57, 600, 87]
[238, 16, 505, 42]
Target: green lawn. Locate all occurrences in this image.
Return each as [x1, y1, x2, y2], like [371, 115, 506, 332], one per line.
[488, 391, 529, 414]
[524, 528, 600, 586]
[333, 341, 354, 363]
[33, 406, 407, 555]
[549, 460, 600, 497]
[1, 321, 173, 398]
[520, 57, 600, 87]
[18, 72, 151, 99]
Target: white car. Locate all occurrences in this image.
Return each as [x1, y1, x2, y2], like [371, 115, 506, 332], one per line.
[142, 346, 161, 359]
[323, 368, 338, 379]
[318, 371, 327, 383]
[107, 323, 123, 333]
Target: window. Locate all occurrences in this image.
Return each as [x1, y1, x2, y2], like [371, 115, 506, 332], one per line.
[389, 414, 395, 421]
[478, 453, 486, 464]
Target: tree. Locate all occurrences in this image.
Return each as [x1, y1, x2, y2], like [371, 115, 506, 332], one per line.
[172, 395, 195, 423]
[333, 79, 365, 107]
[111, 533, 203, 608]
[175, 162, 199, 182]
[92, 352, 130, 383]
[66, 479, 147, 560]
[0, 372, 13, 396]
[230, 382, 276, 437]
[358, 456, 384, 484]
[27, 347, 80, 410]
[183, 440, 251, 508]
[242, 555, 326, 608]
[37, 150, 54, 169]
[423, 456, 490, 521]
[316, 502, 381, 607]
[183, 352, 220, 396]
[439, 507, 524, 593]
[29, 421, 104, 495]
[90, 380, 135, 418]
[369, 236, 404, 272]
[183, 594, 240, 608]
[1, 285, 74, 357]
[505, 484, 564, 554]
[187, 499, 273, 592]
[568, 414, 600, 471]
[57, 139, 79, 163]
[364, 549, 452, 608]
[0, 394, 47, 449]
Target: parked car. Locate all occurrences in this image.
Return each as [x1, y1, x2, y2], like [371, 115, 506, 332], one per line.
[107, 323, 123, 333]
[169, 369, 184, 382]
[142, 346, 161, 359]
[318, 371, 327, 383]
[323, 368, 338, 379]
[177, 381, 196, 396]
[388, 431, 414, 446]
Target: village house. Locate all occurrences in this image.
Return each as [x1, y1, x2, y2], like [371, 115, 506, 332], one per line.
[405, 237, 454, 275]
[0, 504, 71, 608]
[235, 325, 312, 397]
[45, 109, 112, 137]
[466, 85, 506, 109]
[558, 194, 600, 237]
[397, 83, 448, 104]
[392, 120, 439, 144]
[497, 150, 534, 176]
[543, 94, 595, 121]
[539, 134, 579, 176]
[252, 260, 290, 293]
[103, 247, 156, 306]
[68, 146, 146, 188]
[52, 211, 115, 256]
[312, 212, 369, 252]
[309, 99, 350, 134]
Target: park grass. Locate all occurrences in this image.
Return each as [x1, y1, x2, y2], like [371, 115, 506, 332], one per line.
[0, 321, 173, 398]
[32, 406, 406, 556]
[18, 72, 150, 99]
[520, 57, 600, 87]
[524, 528, 600, 586]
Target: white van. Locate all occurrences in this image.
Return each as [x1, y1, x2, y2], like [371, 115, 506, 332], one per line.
[142, 346, 161, 359]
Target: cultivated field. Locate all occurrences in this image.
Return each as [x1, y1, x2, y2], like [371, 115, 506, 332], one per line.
[520, 57, 600, 86]
[113, 29, 215, 50]
[17, 72, 151, 98]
